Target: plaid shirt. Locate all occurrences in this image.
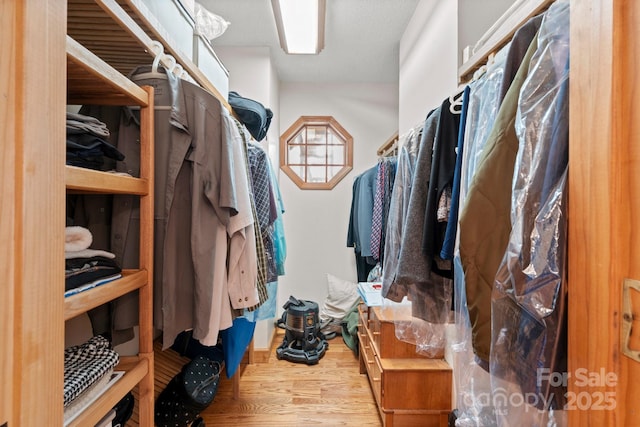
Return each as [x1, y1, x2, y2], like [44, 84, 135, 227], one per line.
[235, 121, 268, 310]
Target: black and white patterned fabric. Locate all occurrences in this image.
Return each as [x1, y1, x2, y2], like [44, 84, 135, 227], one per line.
[64, 368, 114, 422]
[155, 355, 221, 427]
[64, 335, 119, 406]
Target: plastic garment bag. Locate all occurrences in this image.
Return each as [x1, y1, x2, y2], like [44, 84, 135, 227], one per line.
[381, 124, 448, 358]
[452, 44, 508, 427]
[458, 51, 508, 209]
[490, 1, 570, 425]
[386, 107, 451, 358]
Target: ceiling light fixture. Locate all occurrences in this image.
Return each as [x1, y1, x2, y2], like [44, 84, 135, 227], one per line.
[271, 0, 326, 55]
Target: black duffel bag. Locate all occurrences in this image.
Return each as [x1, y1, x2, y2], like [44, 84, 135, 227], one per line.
[228, 91, 273, 142]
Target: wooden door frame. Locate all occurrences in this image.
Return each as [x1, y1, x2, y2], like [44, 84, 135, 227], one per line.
[569, 0, 640, 425]
[1, 0, 66, 425]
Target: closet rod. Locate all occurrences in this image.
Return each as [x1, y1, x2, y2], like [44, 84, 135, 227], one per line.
[376, 131, 399, 157]
[458, 0, 555, 82]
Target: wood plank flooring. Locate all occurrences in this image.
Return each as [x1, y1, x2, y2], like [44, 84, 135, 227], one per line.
[129, 333, 382, 426]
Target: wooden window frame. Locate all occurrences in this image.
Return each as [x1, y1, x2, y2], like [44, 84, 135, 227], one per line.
[280, 116, 353, 190]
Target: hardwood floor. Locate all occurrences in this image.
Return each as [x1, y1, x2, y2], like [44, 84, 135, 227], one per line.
[132, 333, 382, 426]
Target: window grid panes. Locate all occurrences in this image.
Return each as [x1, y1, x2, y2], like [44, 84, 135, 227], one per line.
[280, 117, 353, 190]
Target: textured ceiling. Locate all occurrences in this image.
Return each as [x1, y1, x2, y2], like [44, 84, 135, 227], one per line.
[198, 0, 419, 83]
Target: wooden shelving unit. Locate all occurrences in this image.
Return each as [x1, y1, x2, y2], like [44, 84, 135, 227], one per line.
[358, 304, 452, 427]
[64, 23, 155, 425]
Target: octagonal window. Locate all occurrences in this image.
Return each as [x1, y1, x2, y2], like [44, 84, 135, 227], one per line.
[280, 116, 353, 190]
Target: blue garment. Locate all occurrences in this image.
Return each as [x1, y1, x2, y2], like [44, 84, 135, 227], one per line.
[243, 281, 277, 322]
[220, 317, 256, 378]
[355, 166, 378, 260]
[346, 166, 378, 280]
[266, 159, 287, 276]
[441, 86, 471, 260]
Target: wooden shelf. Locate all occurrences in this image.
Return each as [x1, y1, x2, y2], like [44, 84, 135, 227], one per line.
[66, 357, 149, 427]
[376, 132, 399, 157]
[67, 0, 231, 111]
[65, 270, 148, 321]
[458, 0, 555, 82]
[68, 0, 161, 79]
[67, 35, 148, 106]
[65, 166, 149, 195]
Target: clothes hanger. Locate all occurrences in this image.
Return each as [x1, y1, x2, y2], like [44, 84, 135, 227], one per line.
[171, 63, 187, 80]
[130, 41, 176, 82]
[129, 41, 175, 110]
[449, 86, 465, 114]
[472, 64, 488, 82]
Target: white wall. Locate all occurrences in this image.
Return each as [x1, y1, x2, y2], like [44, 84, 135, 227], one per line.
[277, 83, 398, 312]
[398, 0, 513, 134]
[398, 0, 458, 134]
[214, 47, 280, 349]
[458, 0, 514, 66]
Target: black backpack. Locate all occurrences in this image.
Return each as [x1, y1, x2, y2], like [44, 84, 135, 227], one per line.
[228, 91, 273, 142]
[155, 355, 221, 427]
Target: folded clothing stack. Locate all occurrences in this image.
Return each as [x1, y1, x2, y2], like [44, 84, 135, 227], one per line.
[64, 335, 119, 407]
[63, 368, 114, 424]
[65, 226, 122, 296]
[66, 112, 125, 170]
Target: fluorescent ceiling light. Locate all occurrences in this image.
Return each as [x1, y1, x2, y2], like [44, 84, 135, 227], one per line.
[272, 0, 326, 54]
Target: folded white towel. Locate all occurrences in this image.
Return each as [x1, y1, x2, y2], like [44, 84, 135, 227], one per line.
[65, 249, 116, 260]
[65, 226, 93, 252]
